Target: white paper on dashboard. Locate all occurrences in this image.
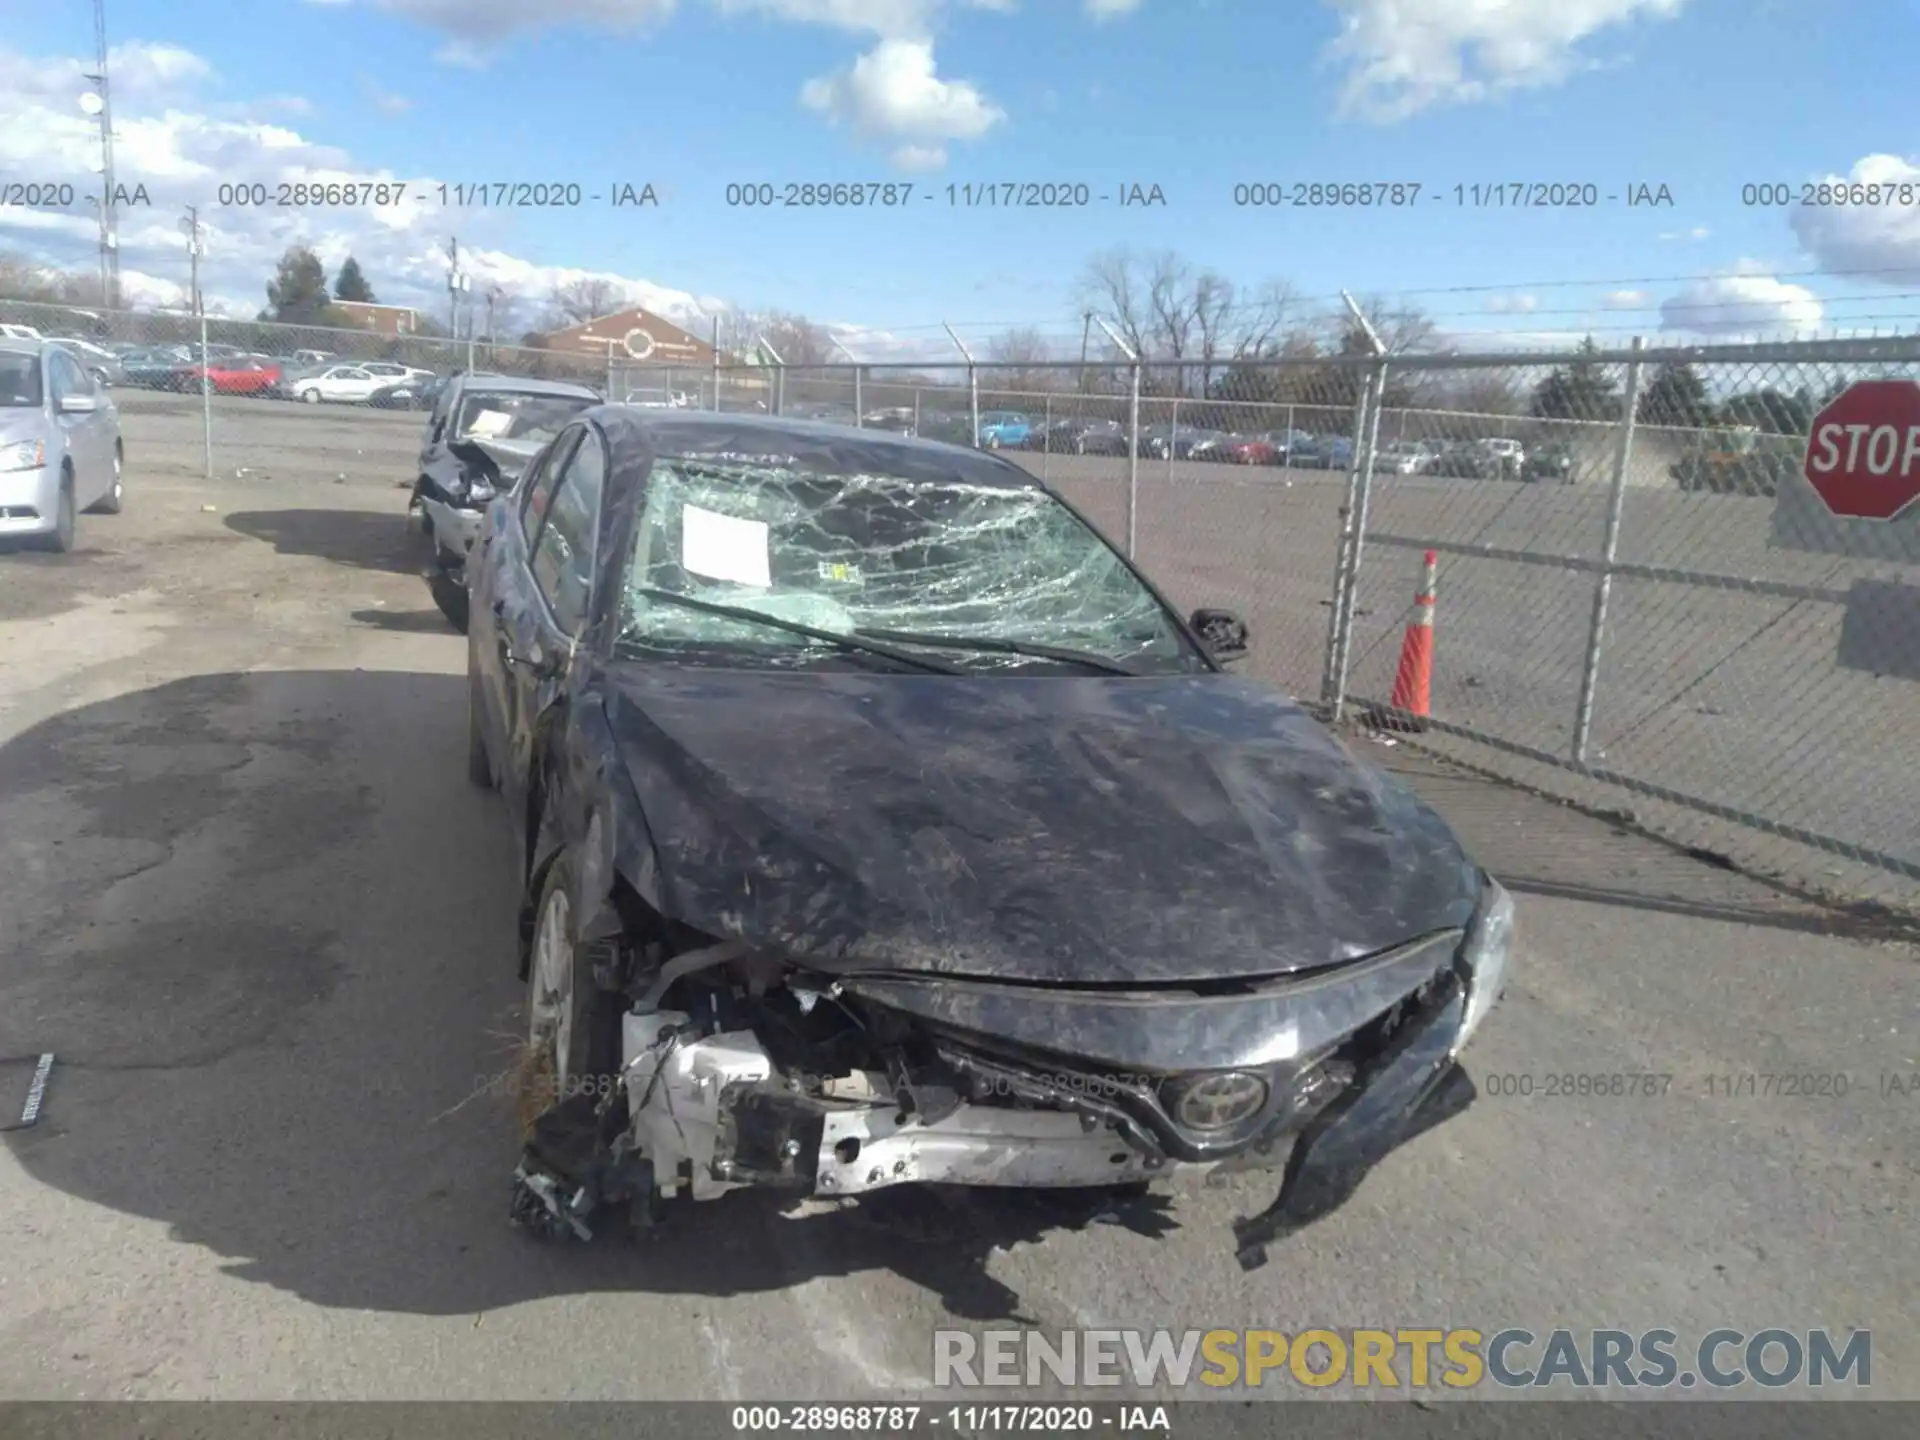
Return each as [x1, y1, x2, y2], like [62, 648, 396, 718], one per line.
[681, 503, 772, 587]
[464, 409, 514, 438]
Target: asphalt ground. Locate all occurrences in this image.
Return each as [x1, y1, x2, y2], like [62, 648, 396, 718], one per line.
[0, 396, 1913, 1405]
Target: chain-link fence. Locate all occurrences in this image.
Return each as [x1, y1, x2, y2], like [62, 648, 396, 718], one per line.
[9, 292, 1915, 910]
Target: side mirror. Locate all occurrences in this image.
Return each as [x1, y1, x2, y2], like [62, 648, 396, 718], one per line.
[1190, 608, 1250, 662]
[59, 393, 99, 414]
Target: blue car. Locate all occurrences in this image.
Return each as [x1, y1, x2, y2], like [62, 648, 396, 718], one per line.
[1297, 434, 1355, 470]
[977, 411, 1032, 449]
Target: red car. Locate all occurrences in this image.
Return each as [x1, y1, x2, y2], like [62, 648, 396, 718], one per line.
[1218, 435, 1280, 465]
[176, 358, 281, 395]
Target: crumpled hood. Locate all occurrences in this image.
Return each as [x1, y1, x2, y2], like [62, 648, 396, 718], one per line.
[602, 667, 1483, 985]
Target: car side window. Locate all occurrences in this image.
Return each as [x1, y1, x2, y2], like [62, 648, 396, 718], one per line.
[529, 428, 606, 635]
[521, 427, 581, 534]
[47, 351, 78, 404]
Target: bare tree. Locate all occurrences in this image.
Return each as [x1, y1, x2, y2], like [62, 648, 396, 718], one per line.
[1078, 249, 1308, 396]
[542, 277, 628, 330]
[708, 305, 763, 362]
[984, 326, 1057, 391]
[760, 310, 835, 367]
[0, 252, 60, 303]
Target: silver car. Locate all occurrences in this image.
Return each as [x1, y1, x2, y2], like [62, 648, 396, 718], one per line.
[0, 339, 124, 552]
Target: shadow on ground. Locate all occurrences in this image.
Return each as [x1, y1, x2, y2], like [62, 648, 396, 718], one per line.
[350, 607, 459, 635]
[224, 509, 423, 577]
[0, 669, 1181, 1320]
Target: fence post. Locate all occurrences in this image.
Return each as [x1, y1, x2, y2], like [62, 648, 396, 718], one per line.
[853, 365, 863, 426]
[1571, 335, 1645, 763]
[1167, 395, 1179, 484]
[1126, 357, 1142, 555]
[943, 322, 978, 446]
[710, 318, 721, 411]
[1042, 392, 1052, 480]
[1326, 363, 1389, 719]
[199, 306, 212, 481]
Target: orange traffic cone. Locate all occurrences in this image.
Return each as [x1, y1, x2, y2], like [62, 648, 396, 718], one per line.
[1371, 550, 1436, 732]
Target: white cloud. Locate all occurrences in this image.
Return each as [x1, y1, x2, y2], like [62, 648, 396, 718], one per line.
[1486, 293, 1538, 313]
[1659, 271, 1824, 337]
[891, 143, 949, 170]
[1656, 225, 1709, 241]
[1789, 154, 1920, 283]
[0, 39, 723, 328]
[800, 38, 1004, 166]
[1325, 0, 1688, 121]
[1602, 288, 1650, 309]
[1084, 0, 1142, 18]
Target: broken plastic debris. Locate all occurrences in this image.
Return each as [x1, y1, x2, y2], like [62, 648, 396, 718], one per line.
[200, 504, 218, 513]
[19, 1053, 53, 1127]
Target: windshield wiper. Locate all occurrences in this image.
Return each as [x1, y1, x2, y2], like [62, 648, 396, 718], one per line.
[627, 588, 964, 675]
[853, 627, 1141, 676]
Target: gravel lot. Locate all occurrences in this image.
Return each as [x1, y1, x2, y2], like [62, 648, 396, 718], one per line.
[1, 397, 1915, 1406]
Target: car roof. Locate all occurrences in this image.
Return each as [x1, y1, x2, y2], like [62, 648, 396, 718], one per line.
[0, 338, 43, 357]
[455, 373, 599, 400]
[591, 406, 1049, 492]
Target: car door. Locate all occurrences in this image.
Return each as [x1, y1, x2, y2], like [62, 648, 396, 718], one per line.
[331, 366, 374, 401]
[499, 426, 606, 827]
[46, 350, 106, 503]
[472, 426, 589, 821]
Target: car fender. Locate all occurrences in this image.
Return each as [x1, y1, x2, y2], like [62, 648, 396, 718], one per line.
[520, 691, 666, 972]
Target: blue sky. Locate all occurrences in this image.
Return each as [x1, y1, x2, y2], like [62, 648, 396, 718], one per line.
[2, 0, 1917, 355]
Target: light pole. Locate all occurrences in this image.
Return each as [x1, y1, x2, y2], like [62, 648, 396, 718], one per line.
[82, 0, 120, 309]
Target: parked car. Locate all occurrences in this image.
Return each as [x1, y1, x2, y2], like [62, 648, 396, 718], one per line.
[1375, 441, 1438, 475]
[1143, 425, 1222, 461]
[1216, 434, 1282, 465]
[179, 357, 281, 395]
[861, 407, 917, 435]
[1474, 437, 1526, 470]
[0, 323, 45, 342]
[410, 374, 601, 629]
[288, 349, 337, 368]
[370, 374, 444, 410]
[46, 337, 126, 388]
[1521, 443, 1578, 484]
[1294, 434, 1355, 470]
[465, 408, 1515, 1255]
[1670, 427, 1799, 498]
[1425, 445, 1509, 480]
[1259, 429, 1315, 465]
[977, 411, 1032, 449]
[361, 360, 435, 384]
[0, 338, 124, 552]
[1186, 431, 1240, 462]
[119, 346, 194, 390]
[287, 364, 390, 405]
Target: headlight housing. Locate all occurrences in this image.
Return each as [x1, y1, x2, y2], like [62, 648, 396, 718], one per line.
[0, 439, 47, 472]
[1453, 877, 1514, 1057]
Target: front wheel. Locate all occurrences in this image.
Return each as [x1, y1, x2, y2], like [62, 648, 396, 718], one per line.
[88, 446, 124, 514]
[35, 474, 76, 553]
[522, 855, 623, 1137]
[301, 389, 321, 403]
[429, 566, 470, 633]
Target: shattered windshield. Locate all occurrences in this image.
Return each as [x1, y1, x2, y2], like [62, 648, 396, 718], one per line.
[616, 457, 1201, 672]
[455, 392, 594, 443]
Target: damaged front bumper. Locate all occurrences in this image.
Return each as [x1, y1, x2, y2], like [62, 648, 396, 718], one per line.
[513, 904, 1507, 1249]
[417, 495, 485, 579]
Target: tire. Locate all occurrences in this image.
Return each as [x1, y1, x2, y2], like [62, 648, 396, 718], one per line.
[467, 663, 494, 788]
[88, 445, 124, 515]
[301, 388, 321, 404]
[34, 472, 76, 553]
[523, 854, 623, 1129]
[429, 566, 470, 634]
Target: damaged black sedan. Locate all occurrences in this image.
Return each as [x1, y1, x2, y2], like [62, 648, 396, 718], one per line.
[464, 408, 1514, 1264]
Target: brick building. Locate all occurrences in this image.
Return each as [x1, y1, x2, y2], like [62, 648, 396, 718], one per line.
[538, 306, 714, 365]
[332, 300, 420, 336]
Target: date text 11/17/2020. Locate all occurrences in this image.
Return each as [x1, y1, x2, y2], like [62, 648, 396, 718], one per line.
[723, 182, 1168, 209]
[1229, 182, 1677, 208]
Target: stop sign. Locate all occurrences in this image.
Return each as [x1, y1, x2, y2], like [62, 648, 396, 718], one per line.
[1802, 380, 1920, 520]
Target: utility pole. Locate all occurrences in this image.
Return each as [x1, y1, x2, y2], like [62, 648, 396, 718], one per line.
[446, 238, 470, 368]
[81, 0, 121, 308]
[182, 209, 211, 479]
